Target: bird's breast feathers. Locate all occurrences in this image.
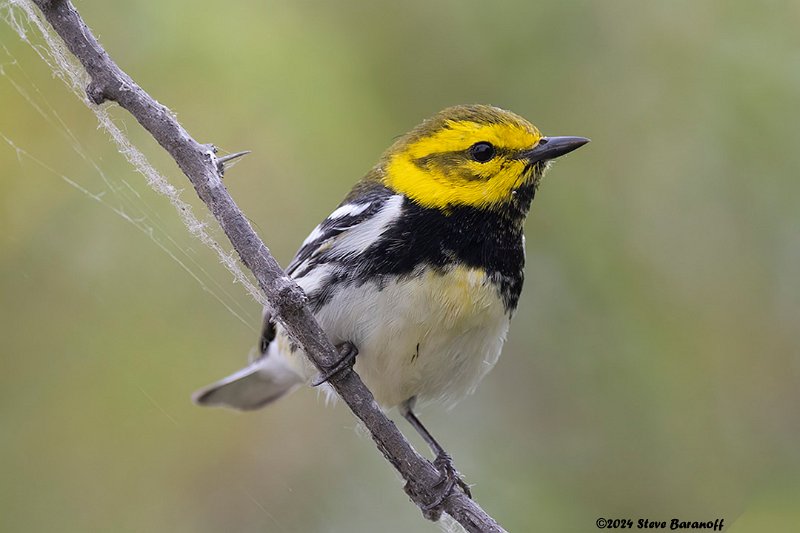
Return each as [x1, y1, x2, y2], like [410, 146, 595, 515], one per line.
[282, 263, 510, 408]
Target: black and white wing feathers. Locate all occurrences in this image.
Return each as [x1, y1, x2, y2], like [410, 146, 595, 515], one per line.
[259, 185, 398, 355]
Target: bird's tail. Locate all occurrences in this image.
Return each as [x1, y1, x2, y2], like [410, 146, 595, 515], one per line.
[192, 349, 303, 411]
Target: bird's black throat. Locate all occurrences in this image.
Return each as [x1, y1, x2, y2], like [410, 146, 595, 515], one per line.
[355, 182, 535, 313]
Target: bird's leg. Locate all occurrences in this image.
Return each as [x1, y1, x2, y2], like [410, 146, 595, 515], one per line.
[311, 342, 358, 386]
[400, 397, 472, 512]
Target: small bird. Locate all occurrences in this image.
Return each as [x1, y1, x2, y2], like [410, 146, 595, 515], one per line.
[194, 104, 587, 495]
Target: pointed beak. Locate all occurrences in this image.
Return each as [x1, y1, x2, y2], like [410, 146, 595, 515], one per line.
[523, 136, 590, 163]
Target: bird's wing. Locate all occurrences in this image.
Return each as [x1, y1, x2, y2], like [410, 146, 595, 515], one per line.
[286, 198, 386, 277]
[258, 187, 401, 355]
[285, 184, 402, 273]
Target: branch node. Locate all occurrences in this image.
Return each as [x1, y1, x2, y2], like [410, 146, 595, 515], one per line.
[275, 276, 307, 311]
[404, 480, 442, 521]
[215, 150, 252, 176]
[86, 81, 107, 104]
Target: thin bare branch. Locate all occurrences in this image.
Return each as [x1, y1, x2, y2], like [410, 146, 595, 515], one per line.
[23, 0, 506, 531]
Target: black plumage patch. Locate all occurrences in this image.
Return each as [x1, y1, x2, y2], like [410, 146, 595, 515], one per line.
[300, 182, 534, 313]
[352, 184, 533, 312]
[259, 315, 276, 354]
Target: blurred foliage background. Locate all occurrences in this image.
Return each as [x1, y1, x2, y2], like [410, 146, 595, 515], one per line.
[1, 1, 798, 531]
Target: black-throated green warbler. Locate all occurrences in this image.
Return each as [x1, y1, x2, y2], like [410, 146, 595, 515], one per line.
[194, 104, 587, 485]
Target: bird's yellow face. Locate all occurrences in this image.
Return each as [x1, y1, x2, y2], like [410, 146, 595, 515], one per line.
[382, 105, 561, 211]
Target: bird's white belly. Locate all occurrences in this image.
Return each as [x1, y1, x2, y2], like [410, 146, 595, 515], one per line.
[283, 265, 511, 408]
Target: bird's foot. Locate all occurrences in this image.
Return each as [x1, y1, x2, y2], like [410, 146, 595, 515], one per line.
[433, 452, 472, 500]
[417, 452, 472, 519]
[311, 342, 358, 386]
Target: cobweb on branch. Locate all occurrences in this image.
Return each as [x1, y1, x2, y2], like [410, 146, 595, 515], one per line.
[1, 0, 271, 324]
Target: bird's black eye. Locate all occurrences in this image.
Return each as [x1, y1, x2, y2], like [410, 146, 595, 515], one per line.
[468, 141, 495, 163]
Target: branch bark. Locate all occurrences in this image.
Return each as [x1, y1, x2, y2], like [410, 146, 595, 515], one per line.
[26, 1, 507, 531]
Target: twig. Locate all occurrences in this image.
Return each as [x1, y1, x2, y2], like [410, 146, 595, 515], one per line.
[24, 0, 507, 531]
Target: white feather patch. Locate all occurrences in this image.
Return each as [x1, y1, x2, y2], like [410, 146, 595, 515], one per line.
[294, 263, 337, 294]
[328, 195, 403, 258]
[300, 224, 325, 247]
[328, 202, 372, 219]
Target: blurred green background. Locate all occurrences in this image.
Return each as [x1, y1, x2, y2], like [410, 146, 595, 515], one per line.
[1, 1, 798, 531]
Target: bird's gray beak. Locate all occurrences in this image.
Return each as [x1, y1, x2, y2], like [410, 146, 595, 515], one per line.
[523, 136, 590, 163]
